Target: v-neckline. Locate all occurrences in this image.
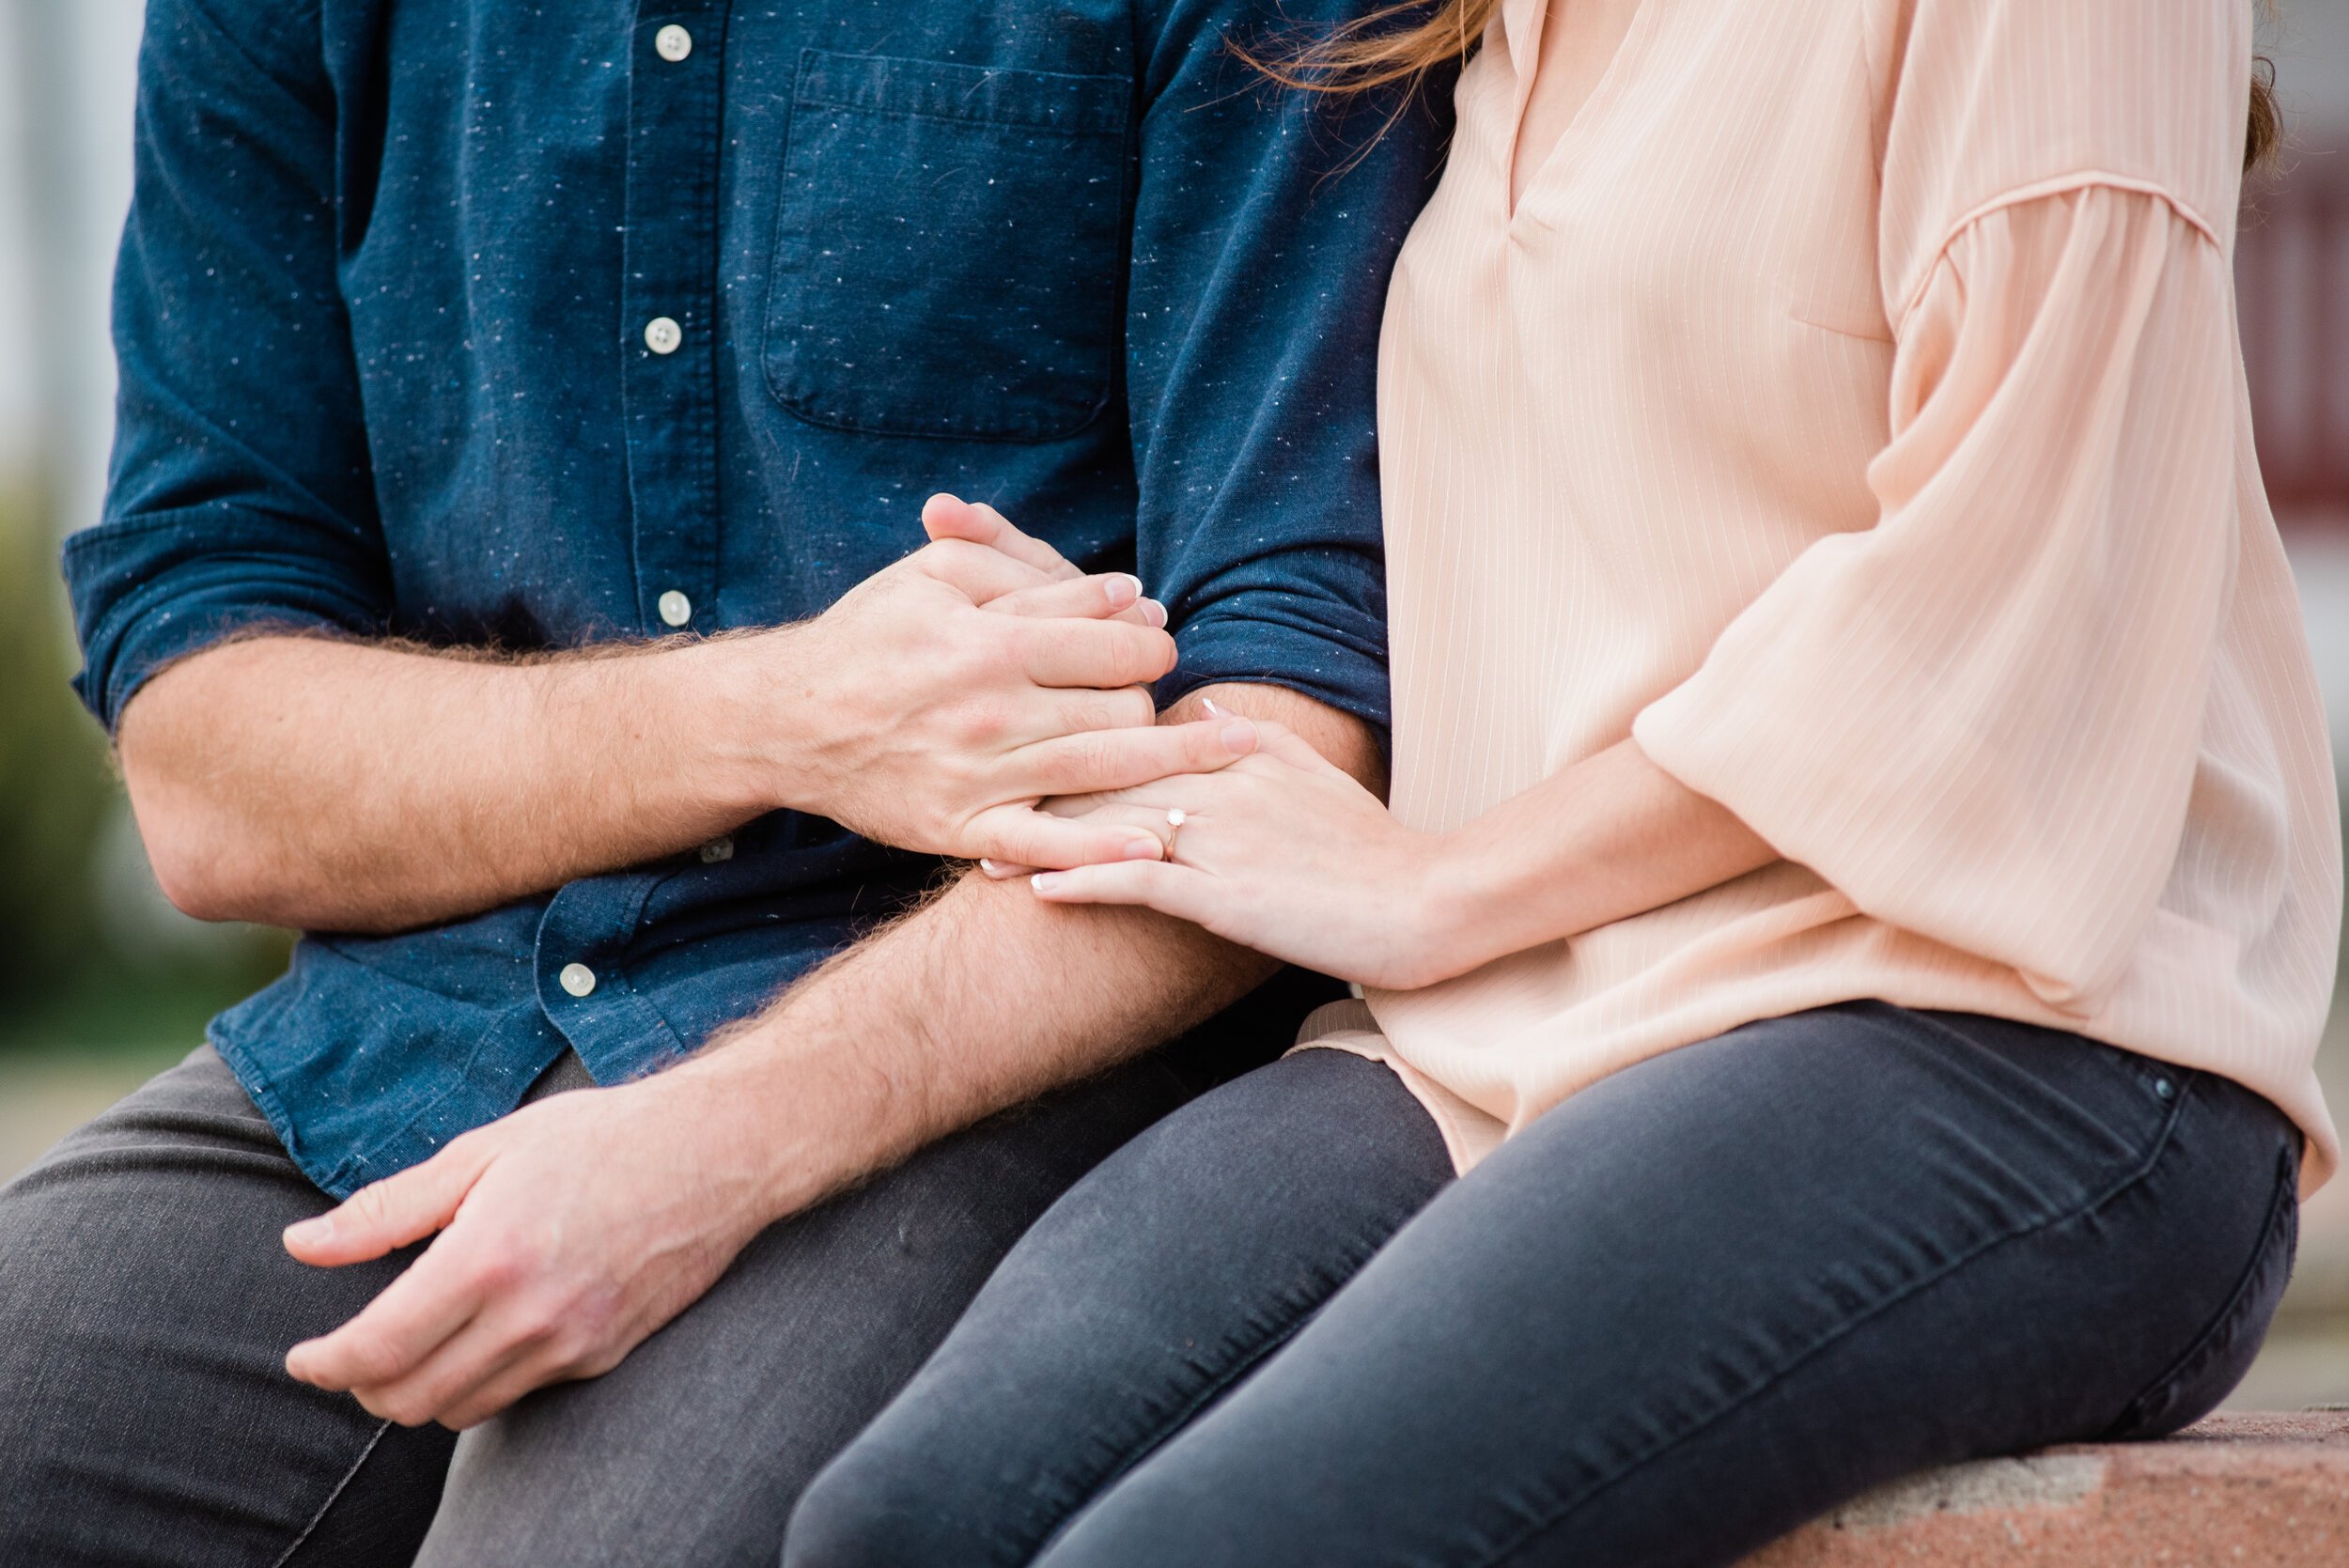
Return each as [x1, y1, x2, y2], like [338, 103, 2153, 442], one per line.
[1501, 0, 1655, 223]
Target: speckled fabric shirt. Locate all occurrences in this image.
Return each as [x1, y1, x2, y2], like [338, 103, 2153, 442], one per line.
[1308, 0, 2341, 1194]
[64, 0, 1449, 1196]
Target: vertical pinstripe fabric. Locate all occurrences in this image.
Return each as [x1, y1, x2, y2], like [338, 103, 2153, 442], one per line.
[1317, 0, 2342, 1194]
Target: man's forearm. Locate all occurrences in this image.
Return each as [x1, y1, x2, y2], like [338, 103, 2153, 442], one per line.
[687, 682, 1383, 1217]
[273, 676, 1380, 1431]
[115, 532, 1188, 935]
[117, 634, 785, 933]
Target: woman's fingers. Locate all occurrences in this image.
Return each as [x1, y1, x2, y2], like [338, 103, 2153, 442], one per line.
[926, 495, 1164, 624]
[1201, 702, 1340, 775]
[968, 502, 1086, 582]
[923, 493, 1083, 581]
[908, 537, 1057, 606]
[968, 803, 1167, 872]
[1011, 715, 1256, 801]
[1050, 800, 1184, 842]
[1030, 861, 1218, 923]
[978, 799, 1200, 877]
[985, 572, 1167, 629]
[1014, 618, 1179, 691]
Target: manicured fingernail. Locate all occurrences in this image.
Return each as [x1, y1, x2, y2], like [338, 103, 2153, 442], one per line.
[1122, 836, 1164, 861]
[1221, 721, 1258, 754]
[286, 1216, 332, 1247]
[1031, 873, 1064, 893]
[1202, 697, 1227, 717]
[1104, 573, 1142, 608]
[1140, 598, 1168, 628]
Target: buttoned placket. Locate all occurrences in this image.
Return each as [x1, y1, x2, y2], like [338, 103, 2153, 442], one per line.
[533, 1, 735, 1085]
[535, 862, 692, 1084]
[619, 2, 730, 641]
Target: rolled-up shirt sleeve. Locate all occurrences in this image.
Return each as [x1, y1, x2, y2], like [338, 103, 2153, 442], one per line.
[66, 0, 390, 735]
[1634, 184, 2241, 1012]
[1126, 0, 1448, 733]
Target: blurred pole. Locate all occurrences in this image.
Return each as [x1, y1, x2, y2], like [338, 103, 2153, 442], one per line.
[4, 0, 142, 550]
[3, 0, 75, 531]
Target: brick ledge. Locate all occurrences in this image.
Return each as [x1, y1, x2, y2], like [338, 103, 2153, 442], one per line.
[1738, 1411, 2349, 1566]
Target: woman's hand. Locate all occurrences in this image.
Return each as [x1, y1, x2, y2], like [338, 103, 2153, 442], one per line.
[773, 491, 1260, 872]
[1029, 717, 1472, 991]
[781, 537, 1224, 871]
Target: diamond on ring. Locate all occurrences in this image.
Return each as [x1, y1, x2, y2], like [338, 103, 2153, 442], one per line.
[1166, 810, 1187, 829]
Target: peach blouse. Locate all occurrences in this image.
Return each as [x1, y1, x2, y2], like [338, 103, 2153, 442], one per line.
[1308, 0, 2343, 1193]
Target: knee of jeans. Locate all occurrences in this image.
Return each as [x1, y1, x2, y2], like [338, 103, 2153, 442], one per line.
[784, 1442, 973, 1568]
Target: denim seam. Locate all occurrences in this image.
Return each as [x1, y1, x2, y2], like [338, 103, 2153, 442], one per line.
[1470, 1075, 2193, 1568]
[206, 1021, 362, 1198]
[1022, 1283, 1354, 1562]
[60, 505, 238, 557]
[792, 97, 1125, 136]
[762, 54, 1122, 445]
[2099, 1139, 2298, 1438]
[268, 1419, 392, 1568]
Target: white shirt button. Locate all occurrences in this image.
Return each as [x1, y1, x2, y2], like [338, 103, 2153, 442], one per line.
[558, 962, 598, 999]
[658, 589, 693, 628]
[655, 24, 693, 62]
[699, 836, 735, 864]
[645, 317, 683, 355]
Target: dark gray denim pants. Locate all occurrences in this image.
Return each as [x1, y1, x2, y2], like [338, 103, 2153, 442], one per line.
[789, 1003, 2301, 1568]
[0, 1037, 1205, 1566]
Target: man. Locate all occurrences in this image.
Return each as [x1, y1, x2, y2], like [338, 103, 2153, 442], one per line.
[0, 1, 1446, 1563]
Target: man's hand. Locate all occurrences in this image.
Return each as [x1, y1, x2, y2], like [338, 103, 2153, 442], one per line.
[773, 500, 1256, 869]
[283, 1064, 787, 1430]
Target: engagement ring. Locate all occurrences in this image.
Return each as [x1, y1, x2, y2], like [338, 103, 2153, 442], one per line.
[1165, 808, 1187, 859]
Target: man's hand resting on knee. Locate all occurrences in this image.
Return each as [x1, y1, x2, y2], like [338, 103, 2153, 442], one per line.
[117, 494, 1251, 933]
[283, 1062, 775, 1430]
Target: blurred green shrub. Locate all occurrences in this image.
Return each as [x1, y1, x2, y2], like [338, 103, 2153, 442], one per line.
[0, 484, 288, 1055]
[0, 484, 110, 997]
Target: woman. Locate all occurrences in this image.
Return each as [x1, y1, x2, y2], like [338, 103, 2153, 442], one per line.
[786, 1, 2338, 1563]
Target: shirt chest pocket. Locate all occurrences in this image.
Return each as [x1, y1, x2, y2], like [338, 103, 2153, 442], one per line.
[763, 50, 1132, 442]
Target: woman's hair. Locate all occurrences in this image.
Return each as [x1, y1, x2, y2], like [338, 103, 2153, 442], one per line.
[1248, 2, 2284, 175]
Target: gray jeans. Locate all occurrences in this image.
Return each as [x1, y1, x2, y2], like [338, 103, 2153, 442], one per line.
[0, 1026, 1222, 1567]
[791, 1005, 2300, 1568]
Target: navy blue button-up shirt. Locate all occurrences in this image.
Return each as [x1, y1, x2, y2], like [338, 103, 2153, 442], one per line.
[63, 0, 1448, 1198]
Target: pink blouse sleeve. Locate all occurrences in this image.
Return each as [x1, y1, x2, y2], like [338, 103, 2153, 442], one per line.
[1632, 186, 2243, 1011]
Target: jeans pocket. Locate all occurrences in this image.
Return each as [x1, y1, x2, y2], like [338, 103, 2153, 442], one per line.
[2101, 1139, 2300, 1440]
[763, 50, 1130, 442]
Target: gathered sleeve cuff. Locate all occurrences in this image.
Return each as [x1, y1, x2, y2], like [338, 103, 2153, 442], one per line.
[1634, 186, 2240, 1011]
